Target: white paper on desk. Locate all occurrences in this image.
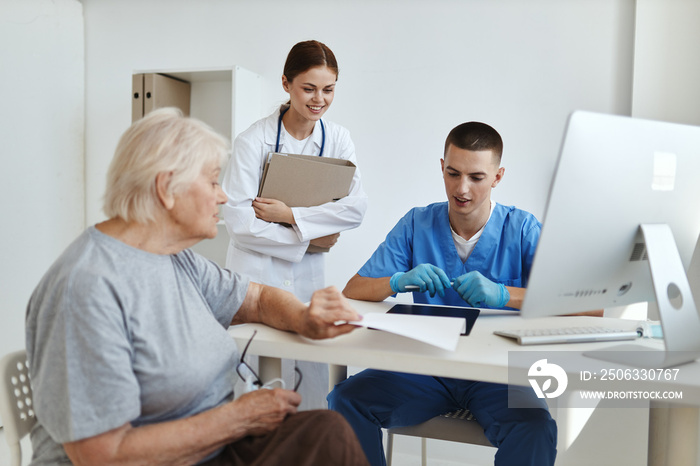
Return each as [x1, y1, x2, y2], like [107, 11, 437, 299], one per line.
[349, 313, 465, 351]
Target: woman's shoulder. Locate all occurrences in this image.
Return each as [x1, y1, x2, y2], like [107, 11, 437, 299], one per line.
[235, 111, 277, 145]
[321, 118, 351, 140]
[27, 229, 118, 317]
[49, 227, 170, 290]
[315, 117, 354, 160]
[43, 228, 104, 280]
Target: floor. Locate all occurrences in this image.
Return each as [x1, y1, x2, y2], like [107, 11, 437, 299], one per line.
[387, 433, 496, 465]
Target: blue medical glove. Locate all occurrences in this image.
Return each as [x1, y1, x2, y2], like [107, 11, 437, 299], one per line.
[390, 264, 452, 298]
[452, 271, 510, 308]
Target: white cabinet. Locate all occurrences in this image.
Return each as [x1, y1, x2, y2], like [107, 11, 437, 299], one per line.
[132, 66, 262, 140]
[131, 66, 263, 267]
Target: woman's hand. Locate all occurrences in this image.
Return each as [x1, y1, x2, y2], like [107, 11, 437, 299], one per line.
[310, 233, 340, 249]
[62, 388, 302, 466]
[234, 284, 361, 341]
[230, 388, 301, 437]
[252, 197, 295, 224]
[299, 286, 361, 339]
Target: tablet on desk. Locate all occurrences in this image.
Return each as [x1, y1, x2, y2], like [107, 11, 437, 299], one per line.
[386, 304, 480, 336]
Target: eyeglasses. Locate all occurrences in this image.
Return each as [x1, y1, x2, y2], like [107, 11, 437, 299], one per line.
[236, 330, 302, 392]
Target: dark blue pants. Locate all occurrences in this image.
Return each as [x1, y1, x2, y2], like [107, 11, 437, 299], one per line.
[327, 369, 557, 466]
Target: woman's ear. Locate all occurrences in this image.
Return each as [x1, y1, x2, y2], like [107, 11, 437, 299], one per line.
[282, 75, 290, 93]
[156, 172, 175, 210]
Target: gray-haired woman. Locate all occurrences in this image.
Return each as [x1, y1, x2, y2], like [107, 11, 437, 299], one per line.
[25, 108, 368, 466]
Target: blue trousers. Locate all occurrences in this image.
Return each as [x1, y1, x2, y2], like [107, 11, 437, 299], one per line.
[327, 370, 557, 466]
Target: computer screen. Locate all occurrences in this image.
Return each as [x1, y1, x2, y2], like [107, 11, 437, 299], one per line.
[521, 111, 700, 366]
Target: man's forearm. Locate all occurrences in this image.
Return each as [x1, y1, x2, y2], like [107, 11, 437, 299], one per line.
[343, 274, 393, 302]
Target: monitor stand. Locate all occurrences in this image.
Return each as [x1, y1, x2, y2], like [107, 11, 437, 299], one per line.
[584, 224, 700, 368]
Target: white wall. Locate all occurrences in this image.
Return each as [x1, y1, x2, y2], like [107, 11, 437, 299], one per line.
[633, 0, 700, 126]
[81, 0, 635, 292]
[0, 0, 84, 358]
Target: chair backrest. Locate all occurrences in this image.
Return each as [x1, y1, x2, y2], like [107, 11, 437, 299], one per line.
[0, 349, 36, 466]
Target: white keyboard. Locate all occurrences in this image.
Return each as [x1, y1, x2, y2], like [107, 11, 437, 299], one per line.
[494, 326, 640, 346]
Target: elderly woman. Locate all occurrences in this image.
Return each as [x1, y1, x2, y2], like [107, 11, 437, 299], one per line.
[25, 108, 368, 466]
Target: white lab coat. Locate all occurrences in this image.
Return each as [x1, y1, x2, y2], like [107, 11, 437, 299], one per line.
[221, 105, 368, 301]
[222, 106, 367, 410]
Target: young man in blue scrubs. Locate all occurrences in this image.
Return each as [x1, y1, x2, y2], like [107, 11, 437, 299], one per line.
[328, 122, 557, 466]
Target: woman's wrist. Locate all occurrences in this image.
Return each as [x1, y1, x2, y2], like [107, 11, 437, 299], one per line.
[285, 206, 296, 225]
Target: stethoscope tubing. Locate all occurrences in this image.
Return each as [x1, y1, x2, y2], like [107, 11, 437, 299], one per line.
[275, 107, 325, 157]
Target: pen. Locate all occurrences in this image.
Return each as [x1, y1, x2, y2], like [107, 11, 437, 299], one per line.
[404, 281, 454, 291]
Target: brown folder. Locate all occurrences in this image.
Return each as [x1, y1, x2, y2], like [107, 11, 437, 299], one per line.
[258, 152, 356, 253]
[258, 153, 356, 207]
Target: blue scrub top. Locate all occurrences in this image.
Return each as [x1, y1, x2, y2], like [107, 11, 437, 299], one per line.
[357, 202, 541, 308]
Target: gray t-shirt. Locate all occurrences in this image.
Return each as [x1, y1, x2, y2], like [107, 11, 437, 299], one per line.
[25, 226, 250, 465]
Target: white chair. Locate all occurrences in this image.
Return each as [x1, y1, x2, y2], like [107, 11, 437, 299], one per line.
[0, 350, 36, 466]
[386, 408, 494, 466]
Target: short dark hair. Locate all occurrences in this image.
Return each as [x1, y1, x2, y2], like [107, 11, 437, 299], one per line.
[444, 122, 503, 162]
[283, 40, 339, 82]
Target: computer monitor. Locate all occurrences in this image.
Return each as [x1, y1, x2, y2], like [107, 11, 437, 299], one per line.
[521, 110, 700, 367]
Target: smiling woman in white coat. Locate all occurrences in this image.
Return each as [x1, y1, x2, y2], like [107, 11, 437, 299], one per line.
[221, 40, 368, 410]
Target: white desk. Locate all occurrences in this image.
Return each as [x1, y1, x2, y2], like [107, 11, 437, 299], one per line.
[228, 299, 700, 466]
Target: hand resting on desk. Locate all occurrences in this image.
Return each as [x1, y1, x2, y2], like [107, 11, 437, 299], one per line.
[302, 286, 362, 338]
[344, 268, 528, 310]
[233, 283, 361, 340]
[453, 271, 510, 308]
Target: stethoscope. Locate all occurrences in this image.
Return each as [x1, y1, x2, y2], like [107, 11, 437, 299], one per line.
[276, 107, 325, 157]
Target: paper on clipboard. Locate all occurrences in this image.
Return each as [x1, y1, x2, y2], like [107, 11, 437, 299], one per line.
[349, 313, 466, 351]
